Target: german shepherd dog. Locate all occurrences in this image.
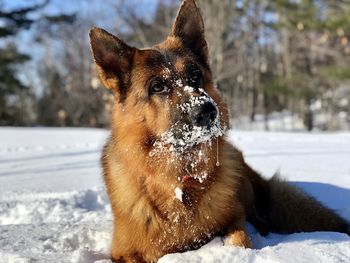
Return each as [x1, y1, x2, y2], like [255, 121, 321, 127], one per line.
[89, 0, 350, 262]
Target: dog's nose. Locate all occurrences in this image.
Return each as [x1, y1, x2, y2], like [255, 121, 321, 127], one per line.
[195, 102, 218, 127]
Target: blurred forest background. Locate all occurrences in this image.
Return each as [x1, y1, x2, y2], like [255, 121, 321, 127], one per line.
[1, 0, 350, 131]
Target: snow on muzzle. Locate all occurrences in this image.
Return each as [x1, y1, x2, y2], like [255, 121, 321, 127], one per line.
[176, 87, 219, 127]
[150, 88, 224, 154]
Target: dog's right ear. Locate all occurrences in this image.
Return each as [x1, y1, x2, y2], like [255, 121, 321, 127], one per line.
[89, 27, 135, 100]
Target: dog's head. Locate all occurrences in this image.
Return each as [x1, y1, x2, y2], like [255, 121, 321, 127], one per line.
[90, 0, 228, 156]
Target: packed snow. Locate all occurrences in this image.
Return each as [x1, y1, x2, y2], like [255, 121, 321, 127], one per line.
[0, 127, 350, 263]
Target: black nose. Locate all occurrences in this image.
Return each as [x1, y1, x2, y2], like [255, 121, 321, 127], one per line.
[195, 102, 218, 127]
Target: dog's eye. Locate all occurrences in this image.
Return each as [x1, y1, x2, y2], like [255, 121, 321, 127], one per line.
[187, 66, 202, 88]
[150, 81, 169, 95]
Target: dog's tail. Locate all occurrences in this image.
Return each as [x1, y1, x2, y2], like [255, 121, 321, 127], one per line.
[262, 175, 350, 235]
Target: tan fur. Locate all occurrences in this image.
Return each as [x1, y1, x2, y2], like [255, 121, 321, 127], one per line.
[90, 0, 349, 262]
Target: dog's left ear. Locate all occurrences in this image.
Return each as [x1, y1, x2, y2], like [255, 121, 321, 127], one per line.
[171, 0, 208, 63]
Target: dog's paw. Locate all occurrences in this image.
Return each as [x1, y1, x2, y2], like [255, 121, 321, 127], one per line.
[224, 230, 252, 248]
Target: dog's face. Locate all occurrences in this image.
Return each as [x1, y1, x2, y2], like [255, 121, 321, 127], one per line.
[90, 0, 228, 155]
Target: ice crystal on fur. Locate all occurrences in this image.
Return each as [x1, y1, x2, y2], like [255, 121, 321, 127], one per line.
[176, 79, 183, 87]
[183, 85, 194, 93]
[174, 187, 183, 202]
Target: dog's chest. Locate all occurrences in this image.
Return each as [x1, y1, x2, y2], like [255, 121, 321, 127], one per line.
[145, 189, 233, 255]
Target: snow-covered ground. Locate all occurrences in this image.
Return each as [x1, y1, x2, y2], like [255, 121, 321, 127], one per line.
[233, 110, 350, 131]
[0, 127, 349, 263]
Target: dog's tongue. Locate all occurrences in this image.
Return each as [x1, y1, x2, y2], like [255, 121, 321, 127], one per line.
[182, 175, 201, 184]
[182, 175, 191, 182]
